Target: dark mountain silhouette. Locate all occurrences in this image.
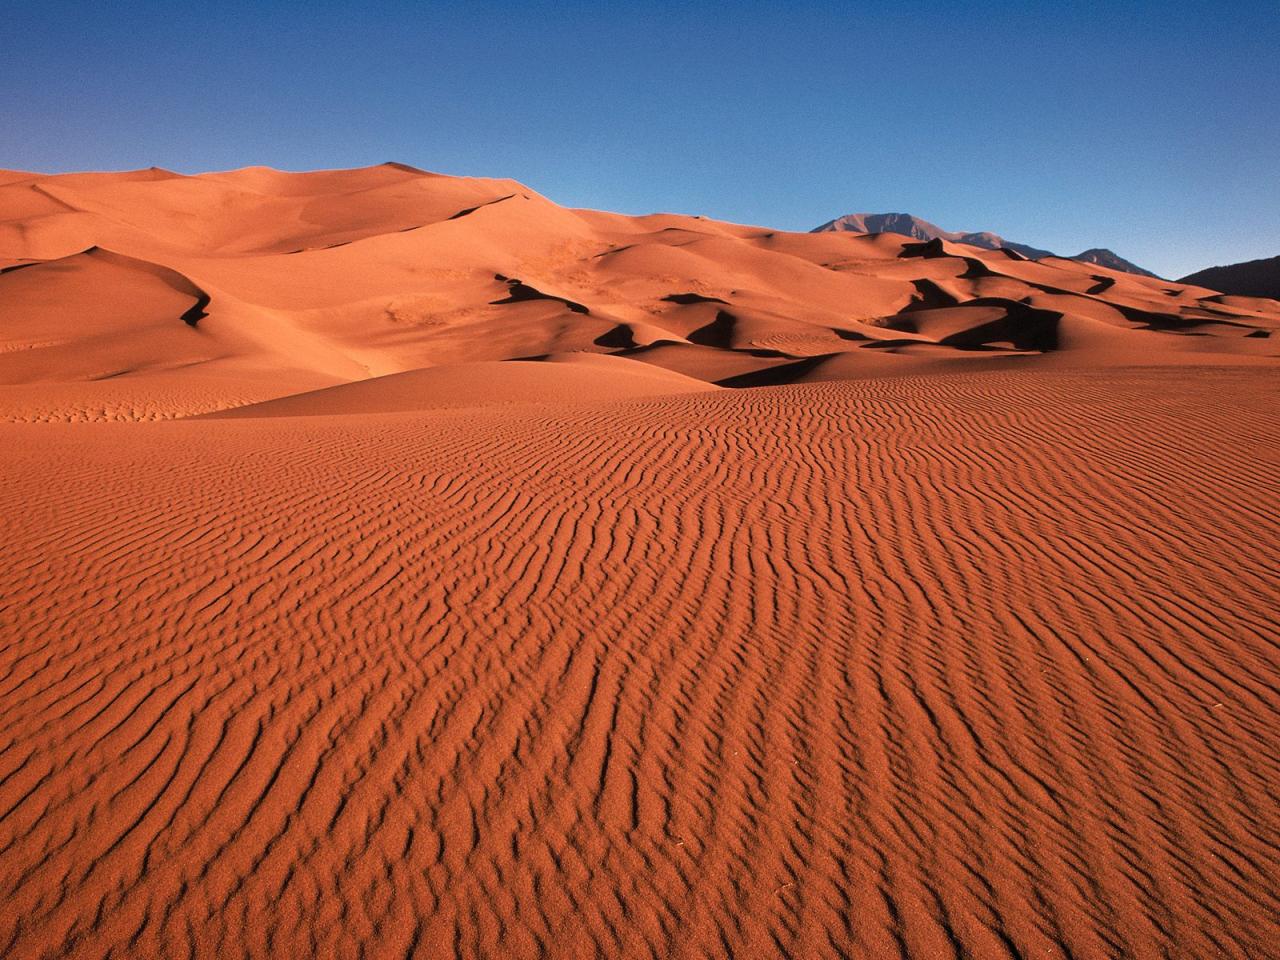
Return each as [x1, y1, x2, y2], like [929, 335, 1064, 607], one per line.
[813, 212, 1157, 278]
[1073, 248, 1156, 277]
[1179, 255, 1280, 301]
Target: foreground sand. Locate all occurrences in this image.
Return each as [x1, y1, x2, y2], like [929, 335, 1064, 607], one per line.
[2, 366, 1277, 959]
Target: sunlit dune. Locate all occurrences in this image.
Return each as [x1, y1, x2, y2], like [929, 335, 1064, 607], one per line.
[2, 163, 1275, 422]
[1, 165, 1277, 959]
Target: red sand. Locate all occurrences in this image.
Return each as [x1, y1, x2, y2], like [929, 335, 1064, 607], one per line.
[1, 165, 1278, 959]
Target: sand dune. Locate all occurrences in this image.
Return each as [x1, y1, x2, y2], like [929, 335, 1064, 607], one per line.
[206, 354, 717, 418]
[1, 166, 1278, 959]
[1, 164, 1275, 421]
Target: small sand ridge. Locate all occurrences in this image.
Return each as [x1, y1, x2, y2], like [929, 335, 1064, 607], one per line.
[1, 368, 1277, 959]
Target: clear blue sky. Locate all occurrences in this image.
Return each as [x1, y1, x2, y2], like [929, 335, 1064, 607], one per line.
[4, 0, 1277, 278]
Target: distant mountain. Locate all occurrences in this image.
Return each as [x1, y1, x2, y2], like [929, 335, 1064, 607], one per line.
[812, 212, 1157, 278]
[1073, 248, 1156, 277]
[1179, 255, 1280, 301]
[811, 213, 1053, 259]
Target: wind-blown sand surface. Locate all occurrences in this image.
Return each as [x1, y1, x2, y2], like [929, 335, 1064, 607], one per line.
[1, 165, 1278, 959]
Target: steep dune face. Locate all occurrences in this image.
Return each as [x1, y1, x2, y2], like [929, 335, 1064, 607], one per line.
[1, 167, 1279, 960]
[0, 248, 212, 382]
[0, 165, 1275, 421]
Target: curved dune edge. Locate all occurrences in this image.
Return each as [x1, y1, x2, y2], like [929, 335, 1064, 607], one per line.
[2, 367, 1278, 959]
[1, 164, 1277, 422]
[201, 354, 719, 419]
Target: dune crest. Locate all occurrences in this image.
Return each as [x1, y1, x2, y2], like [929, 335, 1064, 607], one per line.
[0, 165, 1275, 421]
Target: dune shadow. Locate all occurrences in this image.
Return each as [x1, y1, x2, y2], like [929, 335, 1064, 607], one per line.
[491, 275, 589, 314]
[447, 194, 516, 221]
[181, 292, 211, 327]
[937, 298, 1061, 352]
[594, 325, 637, 348]
[901, 279, 961, 313]
[688, 310, 737, 347]
[716, 355, 831, 388]
[662, 293, 728, 305]
[897, 237, 948, 259]
[959, 257, 997, 279]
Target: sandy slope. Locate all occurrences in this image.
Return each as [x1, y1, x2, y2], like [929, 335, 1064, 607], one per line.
[1, 164, 1277, 422]
[204, 354, 717, 418]
[1, 167, 1279, 959]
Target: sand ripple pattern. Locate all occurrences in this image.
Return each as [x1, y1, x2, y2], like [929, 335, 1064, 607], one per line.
[1, 368, 1278, 959]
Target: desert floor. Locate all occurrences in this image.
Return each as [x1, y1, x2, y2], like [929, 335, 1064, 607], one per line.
[2, 366, 1277, 960]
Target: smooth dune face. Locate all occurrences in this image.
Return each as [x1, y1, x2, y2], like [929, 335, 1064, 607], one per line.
[2, 163, 1277, 421]
[1, 166, 1278, 960]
